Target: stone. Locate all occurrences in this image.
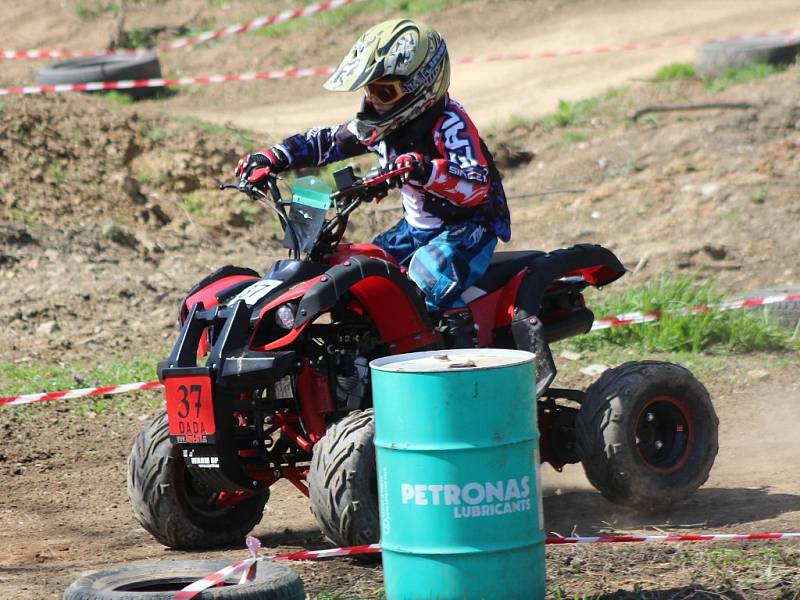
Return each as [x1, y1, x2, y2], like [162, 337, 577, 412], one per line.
[580, 364, 609, 377]
[36, 320, 59, 336]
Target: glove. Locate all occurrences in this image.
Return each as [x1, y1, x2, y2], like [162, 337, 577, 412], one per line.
[234, 148, 288, 186]
[392, 152, 431, 185]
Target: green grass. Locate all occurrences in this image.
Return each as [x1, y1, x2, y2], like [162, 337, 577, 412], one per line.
[256, 0, 472, 40]
[544, 89, 621, 128]
[47, 163, 69, 184]
[181, 191, 211, 216]
[0, 100, 6, 114]
[706, 61, 783, 93]
[557, 130, 587, 148]
[0, 356, 163, 416]
[652, 61, 697, 82]
[171, 114, 259, 150]
[100, 90, 135, 106]
[74, 0, 120, 19]
[568, 276, 795, 354]
[750, 185, 768, 205]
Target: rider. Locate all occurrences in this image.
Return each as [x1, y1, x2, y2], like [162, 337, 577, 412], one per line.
[235, 18, 510, 315]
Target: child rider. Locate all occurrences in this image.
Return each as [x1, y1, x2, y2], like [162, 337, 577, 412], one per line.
[235, 18, 511, 317]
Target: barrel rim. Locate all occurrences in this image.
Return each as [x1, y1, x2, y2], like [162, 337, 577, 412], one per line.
[370, 349, 534, 373]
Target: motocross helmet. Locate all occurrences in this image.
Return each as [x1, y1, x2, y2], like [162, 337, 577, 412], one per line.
[324, 18, 450, 144]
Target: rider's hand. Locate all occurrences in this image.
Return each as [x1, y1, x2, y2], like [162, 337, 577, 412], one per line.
[392, 152, 431, 185]
[235, 148, 288, 186]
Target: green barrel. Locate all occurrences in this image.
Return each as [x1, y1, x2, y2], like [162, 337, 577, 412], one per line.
[370, 349, 545, 600]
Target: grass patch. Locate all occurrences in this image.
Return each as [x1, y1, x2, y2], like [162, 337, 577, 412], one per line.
[544, 89, 621, 128]
[568, 276, 795, 354]
[100, 90, 135, 106]
[181, 191, 211, 216]
[0, 356, 163, 416]
[171, 114, 259, 150]
[749, 185, 768, 205]
[9, 208, 40, 226]
[652, 61, 697, 82]
[557, 130, 588, 148]
[256, 0, 472, 40]
[705, 61, 783, 93]
[74, 0, 120, 20]
[47, 163, 69, 184]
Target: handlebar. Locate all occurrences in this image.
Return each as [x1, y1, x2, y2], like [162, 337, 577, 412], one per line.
[219, 162, 414, 259]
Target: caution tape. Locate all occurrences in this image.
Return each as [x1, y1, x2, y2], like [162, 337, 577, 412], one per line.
[1, 291, 797, 407]
[0, 68, 335, 96]
[590, 291, 800, 331]
[1, 0, 366, 60]
[174, 532, 800, 599]
[0, 380, 162, 408]
[2, 28, 799, 96]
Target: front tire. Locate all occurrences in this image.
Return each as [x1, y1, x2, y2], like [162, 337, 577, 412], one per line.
[575, 361, 719, 511]
[308, 409, 379, 546]
[127, 412, 268, 549]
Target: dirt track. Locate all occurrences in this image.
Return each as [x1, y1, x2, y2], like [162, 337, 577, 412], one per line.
[1, 0, 800, 598]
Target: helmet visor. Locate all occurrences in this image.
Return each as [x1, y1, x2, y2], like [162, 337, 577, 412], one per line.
[365, 79, 405, 105]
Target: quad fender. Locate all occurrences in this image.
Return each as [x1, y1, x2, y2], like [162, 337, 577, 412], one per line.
[296, 255, 442, 354]
[180, 265, 260, 323]
[514, 244, 626, 320]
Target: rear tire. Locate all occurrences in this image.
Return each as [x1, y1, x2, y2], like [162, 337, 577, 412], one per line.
[744, 286, 800, 332]
[575, 361, 718, 511]
[127, 412, 268, 549]
[308, 409, 379, 546]
[696, 35, 800, 78]
[36, 53, 162, 99]
[63, 559, 304, 600]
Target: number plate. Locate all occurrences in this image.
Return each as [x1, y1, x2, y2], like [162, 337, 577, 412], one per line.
[165, 375, 216, 443]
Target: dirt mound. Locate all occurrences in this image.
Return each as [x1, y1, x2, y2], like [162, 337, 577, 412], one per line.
[494, 66, 800, 293]
[0, 94, 243, 232]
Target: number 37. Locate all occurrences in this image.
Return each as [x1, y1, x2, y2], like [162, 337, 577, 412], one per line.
[176, 384, 203, 419]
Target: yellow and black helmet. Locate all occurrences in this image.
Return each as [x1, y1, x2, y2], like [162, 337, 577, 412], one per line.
[324, 18, 450, 144]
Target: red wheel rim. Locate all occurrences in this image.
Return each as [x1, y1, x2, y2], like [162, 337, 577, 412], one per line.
[635, 395, 695, 474]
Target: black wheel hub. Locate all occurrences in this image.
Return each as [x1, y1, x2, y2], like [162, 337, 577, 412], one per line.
[635, 396, 694, 473]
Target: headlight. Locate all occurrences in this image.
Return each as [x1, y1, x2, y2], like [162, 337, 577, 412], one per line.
[275, 303, 296, 329]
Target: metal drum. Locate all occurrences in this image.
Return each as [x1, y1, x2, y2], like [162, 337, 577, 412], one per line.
[371, 349, 545, 600]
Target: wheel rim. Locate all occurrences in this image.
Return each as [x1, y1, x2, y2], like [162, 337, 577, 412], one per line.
[635, 395, 694, 474]
[176, 460, 236, 521]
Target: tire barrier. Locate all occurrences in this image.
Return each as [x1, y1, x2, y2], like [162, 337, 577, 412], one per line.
[2, 29, 799, 96]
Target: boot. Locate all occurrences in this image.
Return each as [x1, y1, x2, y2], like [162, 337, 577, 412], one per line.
[511, 316, 557, 397]
[438, 308, 477, 349]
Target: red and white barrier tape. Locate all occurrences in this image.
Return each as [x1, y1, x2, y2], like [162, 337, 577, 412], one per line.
[0, 68, 336, 96]
[591, 291, 800, 331]
[1, 0, 366, 60]
[2, 28, 799, 96]
[1, 291, 797, 407]
[174, 532, 800, 599]
[0, 380, 162, 408]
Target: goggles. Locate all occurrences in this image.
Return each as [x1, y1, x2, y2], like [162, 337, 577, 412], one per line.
[365, 79, 405, 105]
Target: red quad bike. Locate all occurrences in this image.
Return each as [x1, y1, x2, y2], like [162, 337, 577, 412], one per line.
[127, 164, 719, 550]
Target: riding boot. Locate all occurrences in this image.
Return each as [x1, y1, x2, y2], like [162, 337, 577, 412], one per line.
[438, 308, 477, 349]
[511, 316, 557, 397]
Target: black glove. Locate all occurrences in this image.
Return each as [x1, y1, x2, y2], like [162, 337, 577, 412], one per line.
[234, 148, 288, 186]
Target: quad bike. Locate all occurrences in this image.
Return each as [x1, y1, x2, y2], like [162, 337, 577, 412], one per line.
[127, 163, 719, 550]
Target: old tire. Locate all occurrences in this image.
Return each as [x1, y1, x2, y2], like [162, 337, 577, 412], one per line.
[308, 409, 379, 546]
[696, 35, 800, 78]
[127, 412, 268, 550]
[36, 53, 162, 99]
[575, 361, 719, 511]
[743, 286, 800, 332]
[63, 559, 304, 600]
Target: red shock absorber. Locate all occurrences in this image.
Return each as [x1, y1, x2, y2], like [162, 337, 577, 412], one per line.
[296, 359, 334, 443]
